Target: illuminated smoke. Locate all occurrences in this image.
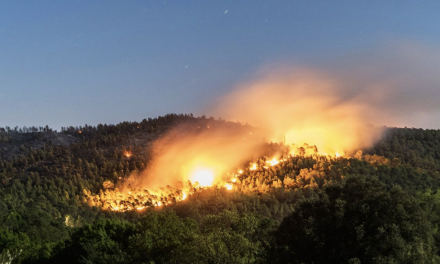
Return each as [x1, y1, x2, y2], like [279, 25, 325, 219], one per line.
[134, 121, 265, 190]
[132, 68, 384, 193]
[106, 42, 440, 211]
[211, 68, 383, 156]
[132, 68, 386, 192]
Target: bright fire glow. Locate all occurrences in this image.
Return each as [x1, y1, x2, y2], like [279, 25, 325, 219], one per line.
[225, 183, 233, 190]
[96, 68, 390, 212]
[97, 146, 359, 212]
[266, 158, 279, 166]
[190, 168, 215, 187]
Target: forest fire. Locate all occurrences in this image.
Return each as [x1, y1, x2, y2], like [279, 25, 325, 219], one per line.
[211, 69, 383, 157]
[266, 158, 279, 166]
[83, 145, 350, 212]
[81, 70, 388, 212]
[88, 184, 188, 212]
[190, 168, 215, 187]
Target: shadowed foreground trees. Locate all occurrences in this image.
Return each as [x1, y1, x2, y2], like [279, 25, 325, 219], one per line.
[51, 211, 275, 264]
[52, 212, 198, 264]
[273, 175, 438, 264]
[52, 176, 440, 264]
[2, 117, 440, 262]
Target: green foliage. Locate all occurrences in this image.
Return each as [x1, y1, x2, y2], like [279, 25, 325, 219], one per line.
[0, 227, 30, 263]
[1, 116, 440, 262]
[273, 175, 438, 263]
[52, 210, 273, 264]
[195, 210, 275, 264]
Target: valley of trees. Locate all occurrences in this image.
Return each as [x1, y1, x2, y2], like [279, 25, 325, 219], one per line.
[2, 114, 440, 263]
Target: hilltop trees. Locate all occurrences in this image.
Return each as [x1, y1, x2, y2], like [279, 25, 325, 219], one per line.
[1, 115, 440, 262]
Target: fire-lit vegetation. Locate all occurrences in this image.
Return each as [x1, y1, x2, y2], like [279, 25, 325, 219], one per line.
[90, 151, 345, 213]
[1, 114, 440, 263]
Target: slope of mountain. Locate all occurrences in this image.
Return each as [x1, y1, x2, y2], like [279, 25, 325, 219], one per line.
[1, 114, 440, 263]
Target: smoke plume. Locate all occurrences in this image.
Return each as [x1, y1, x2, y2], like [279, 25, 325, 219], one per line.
[210, 68, 383, 156]
[135, 41, 440, 189]
[134, 120, 265, 189]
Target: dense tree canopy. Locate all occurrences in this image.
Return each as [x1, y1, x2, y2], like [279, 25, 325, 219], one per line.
[1, 114, 440, 263]
[274, 175, 437, 263]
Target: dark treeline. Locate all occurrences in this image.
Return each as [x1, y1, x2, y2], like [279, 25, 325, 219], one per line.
[1, 114, 440, 263]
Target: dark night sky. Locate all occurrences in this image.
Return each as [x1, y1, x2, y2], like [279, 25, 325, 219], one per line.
[1, 1, 440, 129]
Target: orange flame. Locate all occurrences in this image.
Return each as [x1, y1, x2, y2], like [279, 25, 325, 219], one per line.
[266, 158, 279, 166]
[100, 68, 389, 212]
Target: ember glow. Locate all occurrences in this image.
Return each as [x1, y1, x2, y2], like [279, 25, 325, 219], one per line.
[266, 158, 280, 166]
[83, 151, 345, 212]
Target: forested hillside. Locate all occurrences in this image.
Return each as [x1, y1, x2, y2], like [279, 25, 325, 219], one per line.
[1, 114, 440, 263]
